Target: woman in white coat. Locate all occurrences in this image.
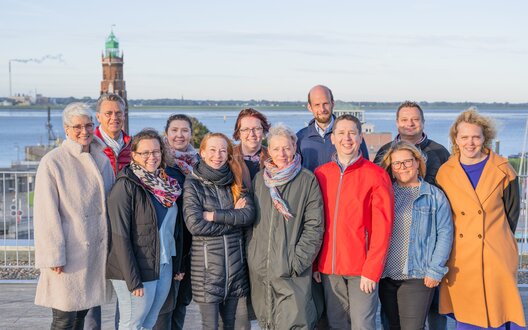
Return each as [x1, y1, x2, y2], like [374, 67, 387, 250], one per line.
[33, 102, 114, 330]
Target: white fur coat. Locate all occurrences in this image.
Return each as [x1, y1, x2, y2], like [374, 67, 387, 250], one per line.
[34, 138, 114, 311]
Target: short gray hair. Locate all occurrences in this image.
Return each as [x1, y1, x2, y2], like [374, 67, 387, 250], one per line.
[267, 123, 298, 146]
[62, 102, 93, 126]
[96, 93, 126, 113]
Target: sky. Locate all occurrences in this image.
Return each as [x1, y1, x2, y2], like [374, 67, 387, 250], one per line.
[1, 0, 527, 103]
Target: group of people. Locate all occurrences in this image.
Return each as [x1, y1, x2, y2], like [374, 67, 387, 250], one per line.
[33, 85, 525, 330]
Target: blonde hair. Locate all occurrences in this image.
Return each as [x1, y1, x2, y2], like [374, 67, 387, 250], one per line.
[449, 107, 496, 154]
[199, 133, 244, 202]
[381, 141, 427, 179]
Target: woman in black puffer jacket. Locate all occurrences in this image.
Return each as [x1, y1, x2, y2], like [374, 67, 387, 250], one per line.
[183, 132, 255, 330]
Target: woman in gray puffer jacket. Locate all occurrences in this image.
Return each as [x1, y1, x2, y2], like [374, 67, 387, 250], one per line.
[183, 132, 255, 330]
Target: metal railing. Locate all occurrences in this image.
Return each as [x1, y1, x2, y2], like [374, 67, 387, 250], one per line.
[0, 171, 527, 276]
[1, 171, 36, 272]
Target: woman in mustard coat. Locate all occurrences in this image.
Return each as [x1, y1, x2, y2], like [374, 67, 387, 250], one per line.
[436, 108, 525, 329]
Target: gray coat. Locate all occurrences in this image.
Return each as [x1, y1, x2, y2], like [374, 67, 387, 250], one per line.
[34, 138, 114, 311]
[248, 168, 324, 329]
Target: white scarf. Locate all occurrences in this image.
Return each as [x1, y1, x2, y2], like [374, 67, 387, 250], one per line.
[99, 128, 124, 157]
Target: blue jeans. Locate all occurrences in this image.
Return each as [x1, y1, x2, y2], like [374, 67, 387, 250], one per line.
[111, 261, 172, 330]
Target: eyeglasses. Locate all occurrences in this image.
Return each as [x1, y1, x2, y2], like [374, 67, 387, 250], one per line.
[102, 111, 124, 118]
[391, 158, 415, 170]
[67, 123, 94, 133]
[134, 150, 162, 159]
[239, 127, 263, 134]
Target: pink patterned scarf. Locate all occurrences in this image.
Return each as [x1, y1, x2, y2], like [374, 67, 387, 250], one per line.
[130, 162, 182, 207]
[164, 136, 199, 175]
[263, 154, 301, 220]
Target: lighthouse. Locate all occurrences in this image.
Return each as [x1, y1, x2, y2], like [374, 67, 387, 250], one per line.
[100, 29, 129, 133]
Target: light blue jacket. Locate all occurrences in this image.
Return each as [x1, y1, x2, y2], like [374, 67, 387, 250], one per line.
[401, 179, 453, 281]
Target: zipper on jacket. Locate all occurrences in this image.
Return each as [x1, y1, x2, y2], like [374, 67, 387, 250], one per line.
[365, 230, 369, 255]
[223, 235, 229, 300]
[214, 185, 230, 301]
[239, 238, 244, 264]
[203, 242, 208, 270]
[332, 171, 344, 274]
[265, 206, 276, 325]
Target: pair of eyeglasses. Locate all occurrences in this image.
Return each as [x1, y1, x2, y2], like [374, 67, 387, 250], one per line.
[391, 158, 415, 170]
[102, 111, 124, 118]
[134, 150, 162, 159]
[239, 127, 263, 134]
[68, 123, 95, 133]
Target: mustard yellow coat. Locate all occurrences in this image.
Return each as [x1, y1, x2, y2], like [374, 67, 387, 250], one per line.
[436, 151, 525, 328]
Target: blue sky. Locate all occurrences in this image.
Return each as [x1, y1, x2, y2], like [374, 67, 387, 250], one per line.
[1, 0, 527, 102]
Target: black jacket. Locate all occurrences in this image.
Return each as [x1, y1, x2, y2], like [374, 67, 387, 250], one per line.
[183, 172, 255, 303]
[106, 166, 178, 291]
[374, 135, 450, 185]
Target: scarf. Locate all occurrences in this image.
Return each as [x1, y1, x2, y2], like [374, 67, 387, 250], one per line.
[192, 160, 234, 186]
[243, 149, 261, 163]
[263, 153, 302, 220]
[99, 127, 124, 157]
[130, 162, 182, 207]
[164, 136, 199, 175]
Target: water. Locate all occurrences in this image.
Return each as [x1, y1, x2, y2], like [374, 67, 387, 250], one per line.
[0, 107, 527, 168]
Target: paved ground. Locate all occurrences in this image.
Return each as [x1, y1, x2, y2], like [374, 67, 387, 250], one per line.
[0, 282, 527, 329]
[0, 282, 255, 330]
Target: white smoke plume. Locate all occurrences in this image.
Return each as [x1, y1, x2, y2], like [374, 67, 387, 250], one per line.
[10, 54, 65, 64]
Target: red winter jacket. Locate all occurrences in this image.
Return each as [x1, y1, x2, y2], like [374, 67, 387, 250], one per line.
[314, 156, 394, 282]
[94, 126, 132, 174]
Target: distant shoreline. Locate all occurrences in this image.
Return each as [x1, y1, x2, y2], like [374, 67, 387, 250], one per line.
[2, 103, 528, 111]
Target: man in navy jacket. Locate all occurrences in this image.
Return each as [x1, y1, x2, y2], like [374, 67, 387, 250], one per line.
[297, 85, 368, 172]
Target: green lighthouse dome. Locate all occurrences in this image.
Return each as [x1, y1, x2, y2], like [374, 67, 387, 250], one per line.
[105, 30, 120, 58]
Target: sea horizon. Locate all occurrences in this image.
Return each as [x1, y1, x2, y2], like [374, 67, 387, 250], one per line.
[1, 106, 527, 168]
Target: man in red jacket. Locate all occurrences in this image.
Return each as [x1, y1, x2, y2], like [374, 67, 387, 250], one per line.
[85, 93, 131, 330]
[314, 114, 394, 329]
[94, 93, 131, 174]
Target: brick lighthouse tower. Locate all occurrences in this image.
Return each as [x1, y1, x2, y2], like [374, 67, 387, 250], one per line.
[100, 29, 129, 133]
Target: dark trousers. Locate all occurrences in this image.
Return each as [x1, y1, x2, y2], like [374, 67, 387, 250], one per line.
[197, 298, 239, 330]
[173, 273, 192, 330]
[51, 308, 89, 330]
[379, 278, 435, 330]
[426, 288, 447, 330]
[153, 280, 181, 330]
[152, 273, 192, 330]
[83, 306, 101, 330]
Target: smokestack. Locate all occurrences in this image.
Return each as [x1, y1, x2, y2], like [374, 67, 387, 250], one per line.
[9, 61, 12, 97]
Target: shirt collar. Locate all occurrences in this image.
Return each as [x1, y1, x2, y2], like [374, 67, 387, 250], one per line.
[314, 116, 335, 138]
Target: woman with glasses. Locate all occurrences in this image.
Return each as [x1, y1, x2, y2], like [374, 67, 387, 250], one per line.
[436, 109, 526, 329]
[106, 128, 182, 329]
[34, 103, 114, 329]
[233, 108, 271, 189]
[379, 141, 453, 330]
[183, 132, 255, 330]
[230, 108, 270, 329]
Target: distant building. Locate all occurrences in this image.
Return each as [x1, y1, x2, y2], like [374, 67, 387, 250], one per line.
[101, 29, 129, 133]
[363, 132, 392, 162]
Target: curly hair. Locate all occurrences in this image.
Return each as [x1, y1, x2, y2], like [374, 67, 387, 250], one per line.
[449, 107, 496, 154]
